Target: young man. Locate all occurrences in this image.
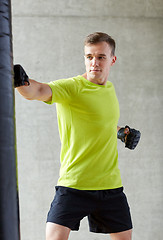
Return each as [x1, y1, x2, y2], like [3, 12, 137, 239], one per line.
[15, 32, 140, 240]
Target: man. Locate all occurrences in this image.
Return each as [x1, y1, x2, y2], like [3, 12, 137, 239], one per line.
[14, 32, 140, 240]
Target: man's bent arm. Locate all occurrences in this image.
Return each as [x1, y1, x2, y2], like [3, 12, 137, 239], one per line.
[117, 126, 121, 132]
[16, 79, 52, 102]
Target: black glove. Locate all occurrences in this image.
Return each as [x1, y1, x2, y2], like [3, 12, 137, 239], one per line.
[117, 125, 141, 150]
[14, 64, 30, 88]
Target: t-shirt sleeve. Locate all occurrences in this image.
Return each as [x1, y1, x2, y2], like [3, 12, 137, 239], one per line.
[44, 77, 79, 105]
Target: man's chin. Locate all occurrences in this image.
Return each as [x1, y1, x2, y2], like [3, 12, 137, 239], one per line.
[89, 72, 101, 79]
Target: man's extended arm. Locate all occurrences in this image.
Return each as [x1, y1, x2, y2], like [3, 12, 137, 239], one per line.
[16, 79, 52, 102]
[14, 65, 52, 102]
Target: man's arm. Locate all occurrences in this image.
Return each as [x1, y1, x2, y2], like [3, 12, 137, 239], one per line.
[117, 126, 129, 134]
[14, 64, 52, 102]
[117, 126, 121, 132]
[16, 79, 52, 102]
[117, 125, 141, 150]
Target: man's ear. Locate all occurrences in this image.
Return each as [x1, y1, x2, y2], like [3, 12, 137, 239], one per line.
[111, 56, 117, 66]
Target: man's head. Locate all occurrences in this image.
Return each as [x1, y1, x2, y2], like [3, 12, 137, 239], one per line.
[84, 32, 115, 57]
[84, 32, 116, 85]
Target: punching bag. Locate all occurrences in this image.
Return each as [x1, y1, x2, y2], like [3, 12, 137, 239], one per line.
[0, 0, 19, 240]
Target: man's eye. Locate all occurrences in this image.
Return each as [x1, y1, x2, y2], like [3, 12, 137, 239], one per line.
[87, 56, 92, 60]
[99, 57, 105, 60]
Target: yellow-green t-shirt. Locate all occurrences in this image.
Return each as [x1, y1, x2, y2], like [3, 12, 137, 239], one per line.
[45, 75, 122, 190]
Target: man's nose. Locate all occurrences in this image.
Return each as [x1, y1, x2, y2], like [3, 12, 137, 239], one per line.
[92, 57, 99, 66]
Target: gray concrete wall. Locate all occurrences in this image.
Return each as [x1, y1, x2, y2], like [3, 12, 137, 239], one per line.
[12, 1, 163, 239]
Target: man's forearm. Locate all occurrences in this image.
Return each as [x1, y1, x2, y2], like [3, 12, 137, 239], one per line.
[16, 79, 52, 102]
[16, 79, 43, 100]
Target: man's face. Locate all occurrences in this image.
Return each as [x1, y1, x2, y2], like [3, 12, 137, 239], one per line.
[84, 42, 116, 85]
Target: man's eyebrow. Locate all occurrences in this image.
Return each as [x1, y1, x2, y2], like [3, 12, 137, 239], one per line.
[98, 54, 107, 57]
[85, 53, 107, 56]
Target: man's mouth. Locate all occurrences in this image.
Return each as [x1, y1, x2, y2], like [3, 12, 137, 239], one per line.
[90, 69, 101, 72]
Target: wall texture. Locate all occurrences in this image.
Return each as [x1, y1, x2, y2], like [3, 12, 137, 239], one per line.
[12, 1, 163, 239]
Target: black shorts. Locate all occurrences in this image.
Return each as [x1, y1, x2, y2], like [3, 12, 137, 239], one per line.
[47, 186, 133, 234]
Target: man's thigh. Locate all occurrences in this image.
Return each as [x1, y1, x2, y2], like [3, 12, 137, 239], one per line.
[110, 229, 132, 240]
[88, 187, 132, 234]
[46, 222, 71, 240]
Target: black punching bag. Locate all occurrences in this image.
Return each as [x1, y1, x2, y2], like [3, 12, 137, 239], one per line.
[0, 0, 19, 240]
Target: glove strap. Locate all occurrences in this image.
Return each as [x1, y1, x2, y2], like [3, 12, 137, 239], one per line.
[117, 127, 125, 142]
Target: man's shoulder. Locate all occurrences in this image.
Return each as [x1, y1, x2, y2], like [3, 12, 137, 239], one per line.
[46, 75, 82, 87]
[58, 75, 84, 84]
[106, 80, 113, 87]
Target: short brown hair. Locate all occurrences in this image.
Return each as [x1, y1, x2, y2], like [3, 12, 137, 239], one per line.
[84, 32, 116, 56]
